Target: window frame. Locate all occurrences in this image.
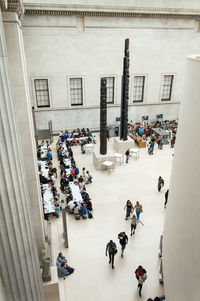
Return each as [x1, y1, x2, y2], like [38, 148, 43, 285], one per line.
[132, 75, 146, 103]
[160, 74, 174, 102]
[33, 78, 50, 108]
[69, 77, 84, 106]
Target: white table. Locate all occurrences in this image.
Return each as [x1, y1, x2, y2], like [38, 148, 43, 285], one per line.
[42, 184, 55, 214]
[102, 161, 114, 173]
[85, 144, 94, 154]
[129, 148, 139, 158]
[69, 182, 83, 203]
[114, 153, 124, 165]
[39, 161, 49, 178]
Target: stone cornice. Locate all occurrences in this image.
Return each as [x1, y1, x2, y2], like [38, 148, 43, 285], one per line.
[7, 0, 24, 19]
[24, 8, 200, 20]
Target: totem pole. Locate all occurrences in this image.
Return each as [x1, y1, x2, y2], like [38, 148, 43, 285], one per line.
[120, 38, 130, 140]
[100, 78, 107, 155]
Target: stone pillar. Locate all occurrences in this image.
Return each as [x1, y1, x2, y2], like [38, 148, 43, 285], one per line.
[2, 4, 45, 255]
[163, 55, 200, 300]
[100, 78, 107, 155]
[0, 7, 45, 301]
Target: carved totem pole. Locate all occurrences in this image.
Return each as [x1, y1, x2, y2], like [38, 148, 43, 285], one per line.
[100, 78, 107, 155]
[120, 38, 130, 140]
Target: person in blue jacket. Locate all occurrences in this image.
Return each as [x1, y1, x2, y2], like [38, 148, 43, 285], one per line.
[80, 203, 87, 219]
[47, 151, 52, 160]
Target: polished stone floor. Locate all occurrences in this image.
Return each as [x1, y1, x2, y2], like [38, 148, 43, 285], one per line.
[51, 135, 174, 301]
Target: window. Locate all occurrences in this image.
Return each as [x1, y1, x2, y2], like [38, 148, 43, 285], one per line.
[34, 79, 50, 108]
[161, 75, 174, 101]
[70, 78, 83, 106]
[133, 76, 145, 102]
[103, 77, 114, 103]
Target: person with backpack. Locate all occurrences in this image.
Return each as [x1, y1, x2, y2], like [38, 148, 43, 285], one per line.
[105, 240, 117, 269]
[130, 215, 137, 236]
[118, 232, 128, 257]
[135, 265, 147, 297]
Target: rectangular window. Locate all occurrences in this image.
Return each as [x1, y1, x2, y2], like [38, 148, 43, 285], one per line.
[133, 76, 145, 102]
[34, 79, 50, 108]
[103, 77, 114, 103]
[161, 75, 174, 101]
[70, 78, 83, 106]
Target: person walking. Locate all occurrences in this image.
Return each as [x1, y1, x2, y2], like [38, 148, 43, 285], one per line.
[130, 215, 137, 236]
[105, 240, 117, 269]
[118, 232, 128, 257]
[125, 149, 130, 163]
[124, 200, 133, 220]
[164, 189, 169, 208]
[158, 176, 164, 192]
[134, 201, 144, 225]
[135, 265, 147, 297]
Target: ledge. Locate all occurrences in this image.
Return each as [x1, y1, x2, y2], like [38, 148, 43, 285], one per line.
[34, 101, 180, 112]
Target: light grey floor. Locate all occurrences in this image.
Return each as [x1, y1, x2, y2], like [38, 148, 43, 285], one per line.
[51, 135, 173, 301]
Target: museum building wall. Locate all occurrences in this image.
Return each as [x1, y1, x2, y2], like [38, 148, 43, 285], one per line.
[22, 1, 200, 130]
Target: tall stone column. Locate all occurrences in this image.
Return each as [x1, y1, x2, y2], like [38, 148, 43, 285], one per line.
[163, 55, 200, 300]
[0, 6, 45, 301]
[2, 2, 45, 255]
[100, 78, 107, 155]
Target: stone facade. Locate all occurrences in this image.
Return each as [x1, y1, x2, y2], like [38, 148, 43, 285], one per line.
[20, 1, 200, 130]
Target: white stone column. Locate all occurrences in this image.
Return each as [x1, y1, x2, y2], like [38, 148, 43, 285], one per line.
[163, 55, 200, 300]
[2, 6, 45, 255]
[0, 7, 45, 301]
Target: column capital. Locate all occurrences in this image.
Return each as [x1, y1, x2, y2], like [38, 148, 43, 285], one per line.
[0, 0, 8, 10]
[7, 0, 24, 19]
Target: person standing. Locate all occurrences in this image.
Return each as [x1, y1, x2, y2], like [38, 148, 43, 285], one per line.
[105, 240, 117, 269]
[118, 232, 128, 257]
[125, 149, 130, 164]
[130, 215, 137, 236]
[158, 176, 164, 192]
[134, 201, 144, 225]
[164, 189, 169, 208]
[135, 265, 147, 297]
[124, 200, 133, 220]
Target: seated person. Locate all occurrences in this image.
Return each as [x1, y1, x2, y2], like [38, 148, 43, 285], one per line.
[68, 174, 74, 182]
[78, 175, 84, 183]
[68, 200, 75, 211]
[55, 201, 61, 218]
[39, 172, 49, 184]
[79, 181, 85, 192]
[74, 203, 81, 218]
[47, 151, 52, 160]
[85, 171, 92, 184]
[75, 167, 79, 176]
[71, 169, 75, 177]
[85, 199, 93, 211]
[81, 190, 90, 201]
[80, 203, 87, 219]
[57, 262, 70, 278]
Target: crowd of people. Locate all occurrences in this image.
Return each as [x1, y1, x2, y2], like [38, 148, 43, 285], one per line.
[59, 128, 96, 145]
[36, 141, 62, 220]
[56, 137, 94, 220]
[128, 120, 178, 155]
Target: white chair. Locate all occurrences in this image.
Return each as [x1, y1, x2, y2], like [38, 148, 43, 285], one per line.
[129, 148, 139, 158]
